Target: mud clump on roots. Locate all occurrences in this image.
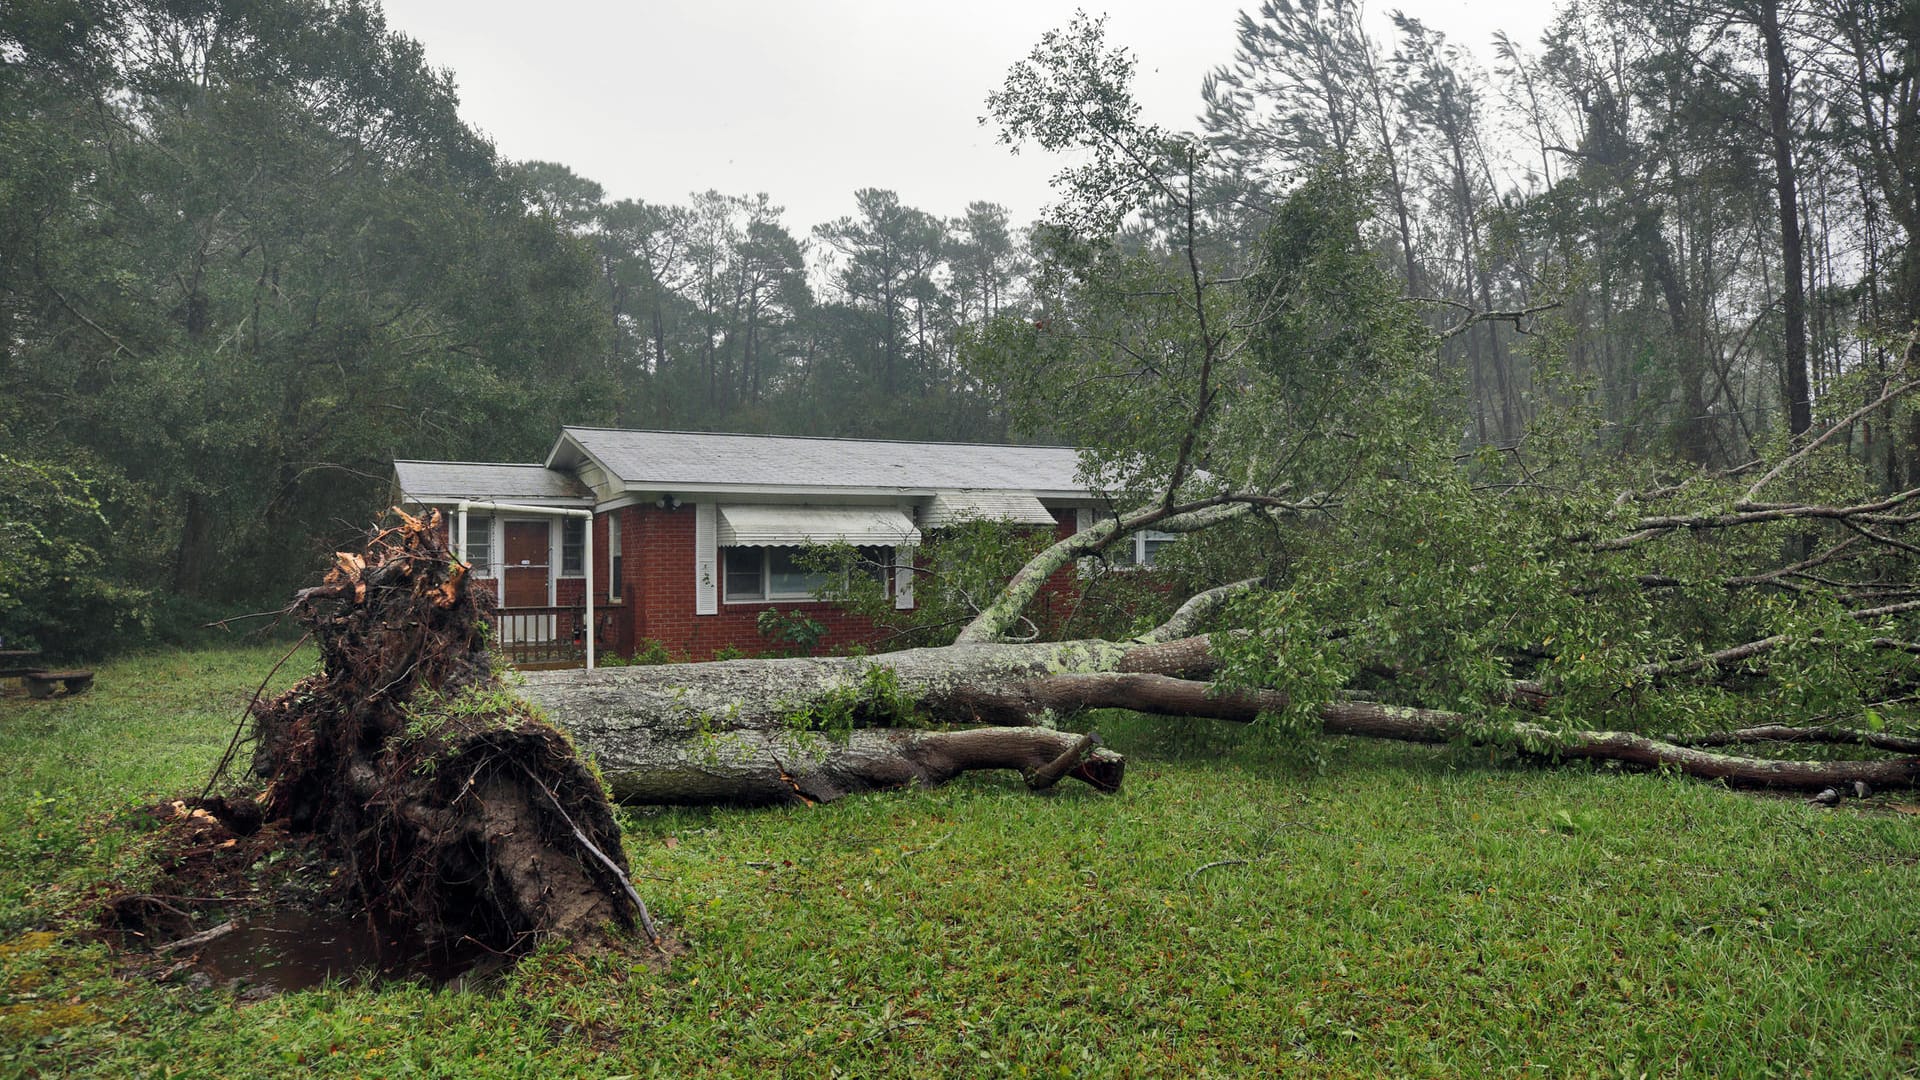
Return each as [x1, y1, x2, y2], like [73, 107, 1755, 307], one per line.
[229, 510, 649, 957]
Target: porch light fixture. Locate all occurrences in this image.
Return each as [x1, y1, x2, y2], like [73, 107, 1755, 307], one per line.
[656, 494, 681, 510]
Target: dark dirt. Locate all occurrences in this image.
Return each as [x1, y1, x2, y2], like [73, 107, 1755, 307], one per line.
[98, 510, 663, 994]
[99, 800, 504, 994]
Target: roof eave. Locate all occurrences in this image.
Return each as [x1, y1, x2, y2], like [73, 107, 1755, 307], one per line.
[547, 428, 626, 486]
[603, 481, 1092, 501]
[401, 493, 593, 508]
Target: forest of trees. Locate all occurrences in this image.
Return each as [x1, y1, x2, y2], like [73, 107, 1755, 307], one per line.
[4, 0, 1919, 657]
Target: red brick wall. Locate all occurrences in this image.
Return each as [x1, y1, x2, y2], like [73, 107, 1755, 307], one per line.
[433, 501, 1092, 662]
[599, 504, 883, 661]
[1019, 510, 1082, 635]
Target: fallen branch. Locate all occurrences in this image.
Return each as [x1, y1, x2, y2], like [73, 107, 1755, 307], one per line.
[156, 920, 236, 954]
[1667, 725, 1920, 755]
[1314, 700, 1920, 790]
[1025, 732, 1103, 790]
[1591, 488, 1920, 551]
[1744, 374, 1920, 502]
[1639, 610, 1920, 681]
[1134, 579, 1264, 644]
[1186, 858, 1253, 880]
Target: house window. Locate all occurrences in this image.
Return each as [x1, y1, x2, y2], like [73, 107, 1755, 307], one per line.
[1078, 512, 1174, 568]
[854, 545, 890, 586]
[1134, 531, 1176, 566]
[463, 516, 493, 575]
[561, 518, 584, 576]
[723, 546, 891, 602]
[608, 515, 622, 602]
[723, 547, 770, 601]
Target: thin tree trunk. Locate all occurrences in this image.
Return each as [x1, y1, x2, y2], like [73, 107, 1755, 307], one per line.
[1760, 0, 1814, 439]
[171, 490, 217, 597]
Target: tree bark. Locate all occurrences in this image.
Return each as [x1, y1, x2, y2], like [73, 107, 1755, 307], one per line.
[1759, 0, 1814, 439]
[522, 641, 1139, 805]
[522, 637, 1920, 803]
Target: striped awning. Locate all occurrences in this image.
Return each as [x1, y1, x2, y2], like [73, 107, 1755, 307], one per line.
[717, 505, 922, 548]
[923, 491, 1058, 529]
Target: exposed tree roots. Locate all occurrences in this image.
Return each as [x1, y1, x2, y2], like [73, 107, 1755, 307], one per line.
[218, 511, 652, 954]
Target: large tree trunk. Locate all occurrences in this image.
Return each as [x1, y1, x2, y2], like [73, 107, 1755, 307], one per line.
[522, 635, 1920, 804]
[522, 642, 1143, 805]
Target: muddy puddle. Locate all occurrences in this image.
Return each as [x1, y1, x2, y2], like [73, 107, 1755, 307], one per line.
[184, 909, 501, 994]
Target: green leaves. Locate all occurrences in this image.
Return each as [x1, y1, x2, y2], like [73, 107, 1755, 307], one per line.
[0, 455, 149, 657]
[1, 0, 614, 616]
[985, 12, 1174, 238]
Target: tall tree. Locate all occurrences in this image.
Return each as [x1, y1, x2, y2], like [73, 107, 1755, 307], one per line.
[949, 201, 1024, 327]
[814, 189, 947, 398]
[1752, 0, 1814, 438]
[0, 0, 613, 610]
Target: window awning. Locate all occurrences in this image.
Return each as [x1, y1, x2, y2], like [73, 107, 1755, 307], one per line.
[923, 491, 1058, 529]
[717, 505, 922, 548]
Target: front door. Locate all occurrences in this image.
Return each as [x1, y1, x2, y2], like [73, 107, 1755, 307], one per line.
[502, 520, 549, 608]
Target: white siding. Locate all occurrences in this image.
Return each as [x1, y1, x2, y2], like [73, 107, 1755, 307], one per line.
[694, 503, 718, 616]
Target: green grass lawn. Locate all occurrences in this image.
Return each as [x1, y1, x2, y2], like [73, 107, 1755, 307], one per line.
[3, 646, 1919, 1077]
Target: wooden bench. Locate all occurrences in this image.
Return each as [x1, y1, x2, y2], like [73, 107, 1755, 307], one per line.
[25, 670, 93, 698]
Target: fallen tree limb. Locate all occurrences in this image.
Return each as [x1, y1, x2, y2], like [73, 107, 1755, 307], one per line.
[1638, 611, 1920, 681]
[525, 643, 1920, 800]
[1742, 375, 1920, 502]
[1666, 725, 1920, 755]
[156, 920, 236, 954]
[1313, 700, 1920, 789]
[1026, 732, 1103, 790]
[1134, 579, 1264, 644]
[1590, 488, 1920, 551]
[957, 494, 1321, 644]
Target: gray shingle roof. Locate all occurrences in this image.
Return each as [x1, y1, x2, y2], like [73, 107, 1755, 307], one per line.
[394, 461, 591, 503]
[551, 428, 1088, 495]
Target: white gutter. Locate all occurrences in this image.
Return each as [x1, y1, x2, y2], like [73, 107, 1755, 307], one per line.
[456, 500, 594, 671]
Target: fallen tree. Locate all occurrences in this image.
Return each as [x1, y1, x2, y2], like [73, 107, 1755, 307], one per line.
[518, 476, 1920, 804]
[517, 48, 1920, 806]
[528, 628, 1920, 805]
[208, 511, 658, 953]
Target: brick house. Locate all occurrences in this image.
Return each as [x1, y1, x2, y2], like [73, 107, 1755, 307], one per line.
[392, 428, 1157, 665]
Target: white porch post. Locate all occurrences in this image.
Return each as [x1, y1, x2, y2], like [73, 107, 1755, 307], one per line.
[584, 514, 595, 670]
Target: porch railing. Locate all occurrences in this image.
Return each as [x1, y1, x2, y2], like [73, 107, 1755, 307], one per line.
[491, 606, 586, 667]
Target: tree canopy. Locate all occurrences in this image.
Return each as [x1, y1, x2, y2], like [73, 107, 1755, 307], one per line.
[8, 0, 1920, 675]
[2, 0, 616, 648]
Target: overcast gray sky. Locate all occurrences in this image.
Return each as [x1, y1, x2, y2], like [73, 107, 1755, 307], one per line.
[377, 0, 1557, 233]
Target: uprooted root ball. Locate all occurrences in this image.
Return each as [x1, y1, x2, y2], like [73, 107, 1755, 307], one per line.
[235, 510, 650, 952]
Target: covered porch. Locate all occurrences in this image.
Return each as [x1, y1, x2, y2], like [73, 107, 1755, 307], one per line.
[390, 460, 604, 670]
